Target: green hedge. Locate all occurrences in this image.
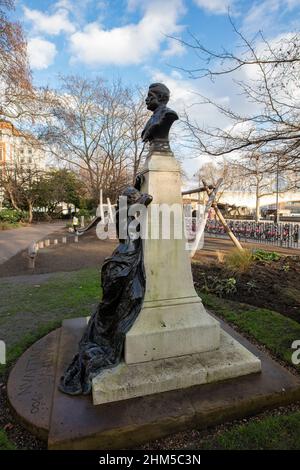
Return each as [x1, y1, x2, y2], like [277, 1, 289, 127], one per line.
[0, 209, 28, 223]
[77, 208, 95, 218]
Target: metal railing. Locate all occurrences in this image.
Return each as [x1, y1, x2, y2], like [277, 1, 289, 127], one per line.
[204, 218, 300, 249]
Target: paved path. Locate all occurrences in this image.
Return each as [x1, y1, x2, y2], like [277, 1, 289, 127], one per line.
[0, 222, 65, 264]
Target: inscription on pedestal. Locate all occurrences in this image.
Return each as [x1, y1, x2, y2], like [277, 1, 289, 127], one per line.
[7, 329, 60, 438]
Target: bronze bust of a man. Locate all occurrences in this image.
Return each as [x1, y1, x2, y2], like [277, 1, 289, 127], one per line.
[141, 83, 178, 152]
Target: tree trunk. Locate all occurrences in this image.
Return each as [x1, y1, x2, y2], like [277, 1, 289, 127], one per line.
[255, 186, 260, 222]
[6, 187, 21, 211]
[28, 201, 33, 224]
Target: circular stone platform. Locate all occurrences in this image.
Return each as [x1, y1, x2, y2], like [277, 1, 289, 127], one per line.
[7, 318, 300, 450]
[7, 329, 61, 440]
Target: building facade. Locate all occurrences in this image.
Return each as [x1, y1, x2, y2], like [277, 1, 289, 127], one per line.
[0, 120, 45, 208]
[0, 120, 44, 171]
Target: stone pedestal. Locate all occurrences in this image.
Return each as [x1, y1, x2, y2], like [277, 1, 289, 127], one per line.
[93, 329, 261, 405]
[92, 150, 261, 404]
[125, 151, 220, 364]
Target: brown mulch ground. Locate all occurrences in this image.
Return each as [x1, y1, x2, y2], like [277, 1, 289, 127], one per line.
[192, 255, 300, 323]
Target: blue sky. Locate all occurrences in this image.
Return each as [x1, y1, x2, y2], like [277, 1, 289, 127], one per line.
[11, 0, 300, 176]
[14, 0, 238, 88]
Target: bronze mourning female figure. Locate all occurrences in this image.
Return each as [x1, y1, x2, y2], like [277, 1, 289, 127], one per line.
[59, 184, 152, 395]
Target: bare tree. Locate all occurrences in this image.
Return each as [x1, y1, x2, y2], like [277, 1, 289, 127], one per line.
[0, 0, 56, 125]
[195, 159, 241, 202]
[231, 153, 276, 221]
[0, 0, 31, 119]
[125, 88, 149, 182]
[175, 18, 300, 174]
[43, 76, 148, 203]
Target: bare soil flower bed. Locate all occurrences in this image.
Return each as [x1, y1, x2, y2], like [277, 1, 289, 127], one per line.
[192, 255, 300, 323]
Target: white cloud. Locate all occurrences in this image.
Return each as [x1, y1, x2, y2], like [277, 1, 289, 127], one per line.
[27, 37, 57, 70]
[224, 121, 255, 138]
[69, 0, 185, 66]
[242, 0, 300, 35]
[171, 70, 183, 79]
[54, 0, 102, 23]
[194, 0, 235, 15]
[242, 0, 281, 34]
[162, 39, 186, 57]
[54, 0, 73, 9]
[23, 6, 75, 36]
[243, 32, 300, 107]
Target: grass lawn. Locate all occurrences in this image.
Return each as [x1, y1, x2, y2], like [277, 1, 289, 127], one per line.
[194, 291, 300, 450]
[0, 429, 16, 450]
[199, 290, 300, 373]
[200, 411, 300, 450]
[0, 267, 102, 371]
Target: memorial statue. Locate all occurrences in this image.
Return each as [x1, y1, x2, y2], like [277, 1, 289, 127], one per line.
[142, 82, 179, 152]
[59, 82, 176, 396]
[59, 182, 152, 395]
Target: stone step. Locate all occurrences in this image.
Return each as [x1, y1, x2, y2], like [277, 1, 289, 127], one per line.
[94, 329, 261, 405]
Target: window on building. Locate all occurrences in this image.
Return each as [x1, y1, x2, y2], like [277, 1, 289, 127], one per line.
[28, 149, 32, 154]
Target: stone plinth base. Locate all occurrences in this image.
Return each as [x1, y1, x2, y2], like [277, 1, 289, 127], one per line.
[93, 329, 261, 405]
[7, 316, 300, 449]
[125, 297, 220, 364]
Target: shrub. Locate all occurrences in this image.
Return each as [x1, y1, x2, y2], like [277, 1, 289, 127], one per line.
[214, 277, 237, 297]
[198, 272, 237, 297]
[252, 249, 281, 262]
[77, 208, 95, 218]
[224, 248, 253, 273]
[0, 208, 23, 224]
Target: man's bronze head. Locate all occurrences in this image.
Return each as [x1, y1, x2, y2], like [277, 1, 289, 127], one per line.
[145, 83, 170, 111]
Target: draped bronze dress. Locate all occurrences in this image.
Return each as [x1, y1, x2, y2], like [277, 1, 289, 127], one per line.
[59, 187, 152, 395]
